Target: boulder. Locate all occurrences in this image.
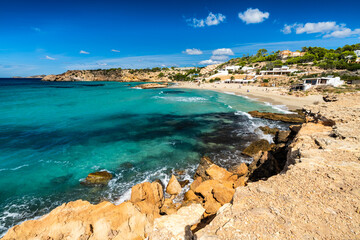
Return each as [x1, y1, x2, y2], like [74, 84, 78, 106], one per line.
[229, 163, 248, 176]
[194, 156, 214, 181]
[289, 124, 302, 134]
[259, 126, 279, 135]
[205, 164, 234, 182]
[248, 111, 305, 123]
[242, 139, 273, 157]
[166, 175, 182, 196]
[234, 176, 248, 188]
[203, 195, 222, 216]
[212, 184, 235, 205]
[275, 130, 291, 143]
[323, 94, 338, 102]
[149, 204, 205, 240]
[194, 180, 218, 199]
[130, 181, 164, 210]
[160, 198, 181, 215]
[81, 171, 113, 185]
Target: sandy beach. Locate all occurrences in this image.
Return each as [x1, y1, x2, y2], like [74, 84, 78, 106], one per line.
[172, 82, 324, 110]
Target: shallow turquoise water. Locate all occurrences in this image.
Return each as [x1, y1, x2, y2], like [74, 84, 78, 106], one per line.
[0, 79, 287, 235]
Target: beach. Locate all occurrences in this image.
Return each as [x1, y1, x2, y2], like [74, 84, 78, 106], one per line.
[172, 82, 324, 110]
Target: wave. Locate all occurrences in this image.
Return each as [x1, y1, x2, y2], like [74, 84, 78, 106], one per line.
[152, 96, 207, 103]
[0, 164, 29, 172]
[263, 102, 293, 114]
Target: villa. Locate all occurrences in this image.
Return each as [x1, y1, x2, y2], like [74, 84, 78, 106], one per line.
[292, 76, 344, 91]
[280, 50, 305, 59]
[224, 66, 241, 72]
[241, 66, 255, 73]
[260, 66, 298, 76]
[355, 50, 360, 63]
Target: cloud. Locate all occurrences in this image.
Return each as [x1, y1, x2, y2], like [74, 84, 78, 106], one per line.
[210, 55, 229, 61]
[45, 56, 56, 60]
[111, 49, 120, 53]
[183, 48, 203, 55]
[199, 59, 223, 65]
[80, 50, 90, 54]
[212, 48, 234, 56]
[282, 21, 360, 38]
[187, 12, 226, 28]
[238, 8, 269, 24]
[97, 62, 108, 66]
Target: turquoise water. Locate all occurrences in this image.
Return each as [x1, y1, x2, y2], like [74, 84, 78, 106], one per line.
[0, 79, 288, 235]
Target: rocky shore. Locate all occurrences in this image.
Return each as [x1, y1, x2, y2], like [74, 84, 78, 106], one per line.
[2, 93, 360, 240]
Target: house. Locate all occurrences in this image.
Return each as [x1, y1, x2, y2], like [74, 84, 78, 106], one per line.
[260, 66, 298, 76]
[355, 50, 360, 57]
[280, 50, 305, 58]
[241, 66, 255, 73]
[356, 58, 360, 63]
[224, 66, 241, 72]
[301, 76, 344, 90]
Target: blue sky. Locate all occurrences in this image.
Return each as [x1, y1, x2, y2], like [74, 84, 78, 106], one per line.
[0, 0, 359, 77]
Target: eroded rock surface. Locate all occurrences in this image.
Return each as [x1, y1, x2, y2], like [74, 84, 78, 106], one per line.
[248, 110, 305, 123]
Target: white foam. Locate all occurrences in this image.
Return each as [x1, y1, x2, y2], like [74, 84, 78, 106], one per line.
[152, 96, 207, 103]
[0, 164, 29, 172]
[263, 102, 293, 114]
[234, 111, 253, 119]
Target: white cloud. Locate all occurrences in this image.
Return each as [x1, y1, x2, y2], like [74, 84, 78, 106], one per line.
[80, 50, 90, 54]
[32, 27, 41, 32]
[282, 21, 360, 38]
[205, 12, 226, 26]
[238, 8, 269, 24]
[199, 59, 223, 65]
[45, 56, 56, 60]
[187, 12, 226, 28]
[212, 48, 234, 56]
[97, 63, 108, 66]
[111, 49, 120, 53]
[183, 48, 203, 55]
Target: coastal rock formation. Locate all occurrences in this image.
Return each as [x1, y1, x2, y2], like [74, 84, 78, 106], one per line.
[133, 83, 168, 89]
[248, 110, 305, 123]
[81, 170, 113, 185]
[259, 126, 279, 135]
[2, 200, 152, 240]
[241, 139, 273, 157]
[195, 93, 360, 239]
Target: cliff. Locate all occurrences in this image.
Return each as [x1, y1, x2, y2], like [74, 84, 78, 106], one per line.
[42, 69, 174, 82]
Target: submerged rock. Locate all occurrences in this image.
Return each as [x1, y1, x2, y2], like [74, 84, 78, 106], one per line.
[133, 83, 168, 89]
[248, 111, 305, 123]
[242, 139, 273, 157]
[81, 171, 113, 185]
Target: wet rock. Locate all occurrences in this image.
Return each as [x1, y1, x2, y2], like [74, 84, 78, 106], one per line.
[259, 126, 279, 135]
[133, 83, 168, 89]
[81, 171, 113, 185]
[276, 130, 291, 143]
[174, 169, 185, 176]
[179, 180, 189, 188]
[166, 175, 182, 196]
[242, 139, 273, 157]
[229, 163, 248, 176]
[51, 174, 73, 184]
[248, 111, 305, 123]
[120, 161, 134, 169]
[194, 156, 214, 181]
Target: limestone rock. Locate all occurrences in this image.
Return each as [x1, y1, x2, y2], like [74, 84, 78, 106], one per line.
[289, 124, 302, 134]
[194, 156, 214, 180]
[2, 200, 152, 240]
[242, 139, 273, 157]
[259, 126, 279, 135]
[150, 204, 205, 240]
[133, 83, 168, 89]
[160, 198, 181, 215]
[276, 130, 291, 143]
[205, 164, 234, 182]
[184, 190, 201, 203]
[166, 175, 182, 196]
[179, 179, 189, 188]
[212, 184, 235, 205]
[234, 176, 247, 188]
[248, 111, 305, 123]
[229, 163, 248, 176]
[81, 171, 113, 185]
[203, 195, 222, 216]
[194, 180, 218, 199]
[190, 177, 203, 191]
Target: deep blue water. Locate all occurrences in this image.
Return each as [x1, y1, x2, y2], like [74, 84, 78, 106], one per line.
[0, 78, 289, 235]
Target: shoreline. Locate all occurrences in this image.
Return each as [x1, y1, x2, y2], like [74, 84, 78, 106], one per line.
[171, 82, 324, 111]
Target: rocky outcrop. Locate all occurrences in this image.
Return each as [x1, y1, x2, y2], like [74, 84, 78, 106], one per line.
[2, 200, 152, 240]
[166, 175, 182, 196]
[242, 139, 274, 157]
[248, 110, 305, 123]
[81, 170, 113, 185]
[259, 126, 279, 135]
[133, 83, 168, 89]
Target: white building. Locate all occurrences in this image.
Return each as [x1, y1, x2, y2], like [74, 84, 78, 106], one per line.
[260, 66, 298, 76]
[301, 76, 344, 90]
[224, 66, 241, 72]
[241, 66, 255, 73]
[354, 50, 360, 57]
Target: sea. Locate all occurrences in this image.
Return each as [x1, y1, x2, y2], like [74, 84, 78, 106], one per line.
[0, 78, 290, 236]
